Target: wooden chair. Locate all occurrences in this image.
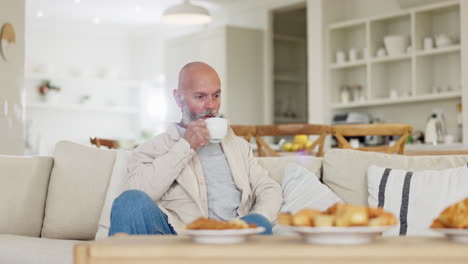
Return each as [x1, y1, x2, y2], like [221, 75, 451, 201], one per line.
[331, 124, 413, 155]
[231, 125, 257, 142]
[90, 137, 119, 149]
[254, 124, 331, 157]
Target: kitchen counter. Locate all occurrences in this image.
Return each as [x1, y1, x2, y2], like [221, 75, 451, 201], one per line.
[406, 143, 468, 151]
[405, 143, 468, 155]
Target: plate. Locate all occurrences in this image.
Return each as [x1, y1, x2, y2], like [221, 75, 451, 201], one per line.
[432, 228, 468, 243]
[180, 227, 265, 244]
[283, 225, 393, 245]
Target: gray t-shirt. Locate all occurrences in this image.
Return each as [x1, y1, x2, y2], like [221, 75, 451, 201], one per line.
[176, 124, 241, 221]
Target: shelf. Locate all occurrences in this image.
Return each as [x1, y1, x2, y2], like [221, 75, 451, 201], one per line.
[415, 45, 460, 57]
[328, 0, 458, 29]
[273, 34, 305, 43]
[329, 20, 366, 30]
[26, 103, 139, 114]
[413, 0, 459, 14]
[330, 60, 366, 69]
[25, 75, 142, 86]
[274, 74, 305, 83]
[330, 92, 461, 109]
[370, 54, 411, 64]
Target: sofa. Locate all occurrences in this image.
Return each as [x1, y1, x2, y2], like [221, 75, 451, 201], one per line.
[1, 140, 468, 264]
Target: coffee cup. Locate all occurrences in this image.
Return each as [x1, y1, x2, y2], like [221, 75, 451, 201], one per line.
[205, 117, 228, 143]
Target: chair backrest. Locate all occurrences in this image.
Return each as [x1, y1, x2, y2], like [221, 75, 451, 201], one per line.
[331, 123, 413, 154]
[89, 137, 119, 149]
[231, 125, 257, 142]
[254, 123, 331, 157]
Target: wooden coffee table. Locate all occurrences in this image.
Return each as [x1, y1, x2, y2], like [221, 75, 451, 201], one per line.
[75, 235, 468, 264]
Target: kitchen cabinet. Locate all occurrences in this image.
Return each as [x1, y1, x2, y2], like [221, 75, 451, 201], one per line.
[272, 6, 308, 124]
[328, 0, 461, 110]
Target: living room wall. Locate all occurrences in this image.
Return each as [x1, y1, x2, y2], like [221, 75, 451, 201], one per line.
[0, 0, 25, 155]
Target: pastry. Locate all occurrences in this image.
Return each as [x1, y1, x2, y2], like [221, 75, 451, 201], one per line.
[186, 217, 256, 230]
[291, 208, 322, 226]
[432, 198, 468, 229]
[278, 203, 396, 227]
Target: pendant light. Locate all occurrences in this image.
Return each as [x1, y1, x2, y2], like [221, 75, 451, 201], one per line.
[162, 0, 212, 25]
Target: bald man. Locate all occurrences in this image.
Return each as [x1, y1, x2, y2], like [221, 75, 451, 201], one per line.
[109, 62, 282, 236]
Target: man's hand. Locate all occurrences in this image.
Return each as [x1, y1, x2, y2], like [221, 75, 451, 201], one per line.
[183, 119, 210, 151]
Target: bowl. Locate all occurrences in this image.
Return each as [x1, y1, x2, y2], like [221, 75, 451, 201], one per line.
[384, 35, 408, 56]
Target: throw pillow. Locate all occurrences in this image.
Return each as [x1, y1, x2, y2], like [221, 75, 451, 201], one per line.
[41, 141, 116, 240]
[95, 150, 132, 240]
[367, 164, 468, 236]
[323, 149, 468, 206]
[273, 163, 343, 234]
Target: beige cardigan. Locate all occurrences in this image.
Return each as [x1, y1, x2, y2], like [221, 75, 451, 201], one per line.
[124, 124, 282, 232]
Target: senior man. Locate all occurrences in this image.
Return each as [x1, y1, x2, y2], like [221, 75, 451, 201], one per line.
[109, 61, 282, 235]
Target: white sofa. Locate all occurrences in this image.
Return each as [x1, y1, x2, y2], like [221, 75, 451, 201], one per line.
[1, 140, 468, 264]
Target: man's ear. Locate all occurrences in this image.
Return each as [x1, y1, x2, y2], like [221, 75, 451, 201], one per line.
[173, 89, 183, 108]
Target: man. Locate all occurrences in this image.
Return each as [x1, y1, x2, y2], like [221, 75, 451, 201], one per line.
[109, 62, 282, 235]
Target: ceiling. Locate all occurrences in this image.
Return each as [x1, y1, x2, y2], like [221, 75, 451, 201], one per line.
[26, 0, 240, 25]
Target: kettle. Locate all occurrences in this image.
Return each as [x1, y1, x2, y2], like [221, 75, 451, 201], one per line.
[425, 111, 446, 145]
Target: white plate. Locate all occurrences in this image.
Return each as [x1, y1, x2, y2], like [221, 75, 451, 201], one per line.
[180, 227, 265, 244]
[283, 225, 393, 245]
[432, 228, 468, 243]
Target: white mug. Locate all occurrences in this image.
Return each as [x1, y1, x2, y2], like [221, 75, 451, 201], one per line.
[336, 50, 346, 64]
[423, 37, 433, 50]
[390, 89, 398, 99]
[205, 118, 228, 143]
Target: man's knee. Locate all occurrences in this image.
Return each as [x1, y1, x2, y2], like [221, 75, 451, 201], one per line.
[112, 190, 154, 212]
[241, 213, 272, 235]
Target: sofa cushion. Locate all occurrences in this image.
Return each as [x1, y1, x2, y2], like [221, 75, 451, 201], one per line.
[368, 165, 468, 236]
[0, 156, 53, 237]
[0, 234, 78, 264]
[323, 149, 468, 206]
[257, 156, 322, 183]
[41, 141, 116, 240]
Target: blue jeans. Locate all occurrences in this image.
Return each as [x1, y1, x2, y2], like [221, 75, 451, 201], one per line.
[109, 190, 273, 236]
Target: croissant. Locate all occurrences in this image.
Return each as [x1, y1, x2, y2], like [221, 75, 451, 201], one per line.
[186, 217, 256, 230]
[432, 198, 468, 229]
[278, 203, 396, 227]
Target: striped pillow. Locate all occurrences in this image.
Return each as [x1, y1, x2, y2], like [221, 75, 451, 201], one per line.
[367, 164, 468, 236]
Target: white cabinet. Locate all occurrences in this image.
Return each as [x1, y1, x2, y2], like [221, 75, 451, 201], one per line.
[165, 26, 264, 125]
[271, 7, 308, 125]
[273, 34, 307, 124]
[328, 0, 462, 110]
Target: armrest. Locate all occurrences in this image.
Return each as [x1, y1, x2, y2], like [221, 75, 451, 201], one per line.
[0, 155, 54, 237]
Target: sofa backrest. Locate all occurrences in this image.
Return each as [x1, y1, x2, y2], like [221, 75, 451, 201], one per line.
[0, 155, 53, 237]
[323, 149, 468, 206]
[257, 156, 322, 183]
[40, 141, 116, 240]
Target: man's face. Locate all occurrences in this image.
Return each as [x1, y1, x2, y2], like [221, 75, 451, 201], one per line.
[175, 70, 221, 125]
